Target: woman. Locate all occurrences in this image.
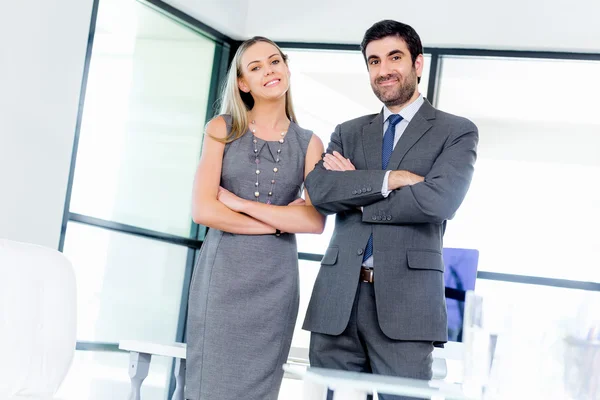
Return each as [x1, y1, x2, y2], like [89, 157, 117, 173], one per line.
[186, 36, 325, 400]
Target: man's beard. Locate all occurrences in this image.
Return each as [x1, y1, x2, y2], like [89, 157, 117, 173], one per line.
[371, 68, 417, 107]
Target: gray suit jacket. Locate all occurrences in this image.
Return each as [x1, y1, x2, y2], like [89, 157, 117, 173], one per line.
[302, 99, 478, 343]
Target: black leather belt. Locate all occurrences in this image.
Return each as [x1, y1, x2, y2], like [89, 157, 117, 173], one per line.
[360, 267, 374, 283]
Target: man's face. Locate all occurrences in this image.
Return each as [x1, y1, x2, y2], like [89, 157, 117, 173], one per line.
[365, 36, 423, 108]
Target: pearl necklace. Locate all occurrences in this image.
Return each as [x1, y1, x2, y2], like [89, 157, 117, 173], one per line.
[251, 120, 287, 204]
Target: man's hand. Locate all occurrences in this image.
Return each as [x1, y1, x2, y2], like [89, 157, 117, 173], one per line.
[388, 170, 424, 191]
[323, 151, 356, 171]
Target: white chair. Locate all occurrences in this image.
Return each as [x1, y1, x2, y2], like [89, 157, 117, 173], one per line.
[0, 239, 76, 400]
[118, 340, 186, 400]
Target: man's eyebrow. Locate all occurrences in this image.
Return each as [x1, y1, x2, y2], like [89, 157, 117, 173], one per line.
[387, 49, 405, 57]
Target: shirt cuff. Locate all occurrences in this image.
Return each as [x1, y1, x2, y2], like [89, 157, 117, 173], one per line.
[381, 170, 392, 198]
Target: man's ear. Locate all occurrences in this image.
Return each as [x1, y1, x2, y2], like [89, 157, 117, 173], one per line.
[414, 53, 424, 79]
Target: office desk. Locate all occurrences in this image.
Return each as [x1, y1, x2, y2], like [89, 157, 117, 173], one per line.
[283, 364, 478, 400]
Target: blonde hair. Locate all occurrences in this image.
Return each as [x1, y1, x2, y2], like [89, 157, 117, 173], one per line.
[212, 36, 297, 143]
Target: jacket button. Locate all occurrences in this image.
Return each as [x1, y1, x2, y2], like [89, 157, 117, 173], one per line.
[357, 249, 364, 255]
[387, 216, 392, 221]
[372, 216, 377, 221]
[352, 190, 357, 195]
[367, 187, 372, 192]
[376, 216, 382, 221]
[362, 188, 367, 193]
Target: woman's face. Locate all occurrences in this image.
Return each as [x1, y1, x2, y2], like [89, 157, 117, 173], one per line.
[238, 41, 290, 102]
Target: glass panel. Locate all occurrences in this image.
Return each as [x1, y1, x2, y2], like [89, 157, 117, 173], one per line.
[475, 279, 599, 334]
[69, 0, 216, 237]
[437, 56, 600, 283]
[284, 49, 431, 254]
[62, 221, 188, 343]
[474, 280, 600, 399]
[291, 259, 321, 350]
[279, 378, 305, 400]
[56, 350, 170, 400]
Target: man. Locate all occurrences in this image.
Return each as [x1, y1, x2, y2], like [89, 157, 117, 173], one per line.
[303, 20, 478, 399]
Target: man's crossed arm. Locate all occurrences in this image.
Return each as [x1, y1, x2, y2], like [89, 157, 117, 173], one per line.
[304, 123, 478, 225]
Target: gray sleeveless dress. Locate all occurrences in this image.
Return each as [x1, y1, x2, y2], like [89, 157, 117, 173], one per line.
[185, 115, 313, 400]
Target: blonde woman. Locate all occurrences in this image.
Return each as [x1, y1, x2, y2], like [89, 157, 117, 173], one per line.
[185, 37, 325, 400]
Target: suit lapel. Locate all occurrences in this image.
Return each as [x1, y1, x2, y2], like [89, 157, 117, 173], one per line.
[386, 100, 436, 170]
[362, 111, 384, 170]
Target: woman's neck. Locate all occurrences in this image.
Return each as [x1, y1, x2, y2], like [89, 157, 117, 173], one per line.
[249, 98, 289, 130]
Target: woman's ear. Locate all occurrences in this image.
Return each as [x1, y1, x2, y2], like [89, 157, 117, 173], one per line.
[238, 78, 250, 93]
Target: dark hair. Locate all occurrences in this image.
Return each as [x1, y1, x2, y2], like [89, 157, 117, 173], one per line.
[360, 20, 423, 83]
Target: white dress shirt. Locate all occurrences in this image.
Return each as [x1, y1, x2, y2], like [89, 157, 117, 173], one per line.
[363, 94, 425, 268]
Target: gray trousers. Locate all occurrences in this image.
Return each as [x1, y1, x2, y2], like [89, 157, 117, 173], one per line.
[309, 282, 434, 400]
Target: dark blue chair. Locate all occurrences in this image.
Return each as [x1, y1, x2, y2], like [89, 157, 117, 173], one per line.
[443, 248, 479, 342]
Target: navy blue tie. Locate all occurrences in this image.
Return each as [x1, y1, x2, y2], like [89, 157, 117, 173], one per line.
[363, 114, 403, 263]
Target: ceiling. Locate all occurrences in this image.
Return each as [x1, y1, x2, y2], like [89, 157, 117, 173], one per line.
[165, 0, 600, 53]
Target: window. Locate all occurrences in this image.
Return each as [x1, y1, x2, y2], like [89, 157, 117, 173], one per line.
[59, 0, 219, 398]
[63, 222, 188, 343]
[437, 56, 600, 283]
[68, 0, 215, 237]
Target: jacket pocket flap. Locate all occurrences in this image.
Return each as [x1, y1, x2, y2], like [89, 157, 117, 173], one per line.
[321, 246, 339, 266]
[407, 249, 444, 272]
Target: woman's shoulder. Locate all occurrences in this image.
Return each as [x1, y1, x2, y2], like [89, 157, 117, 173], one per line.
[205, 114, 234, 137]
[209, 114, 232, 128]
[290, 121, 314, 145]
[289, 121, 324, 159]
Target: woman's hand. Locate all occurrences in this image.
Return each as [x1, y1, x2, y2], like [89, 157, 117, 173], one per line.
[217, 186, 249, 213]
[288, 198, 306, 206]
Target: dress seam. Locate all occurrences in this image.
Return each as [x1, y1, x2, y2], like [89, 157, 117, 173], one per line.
[266, 267, 297, 400]
[196, 231, 224, 400]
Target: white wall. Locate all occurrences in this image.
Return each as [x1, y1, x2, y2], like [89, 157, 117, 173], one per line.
[0, 0, 95, 248]
[244, 0, 600, 53]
